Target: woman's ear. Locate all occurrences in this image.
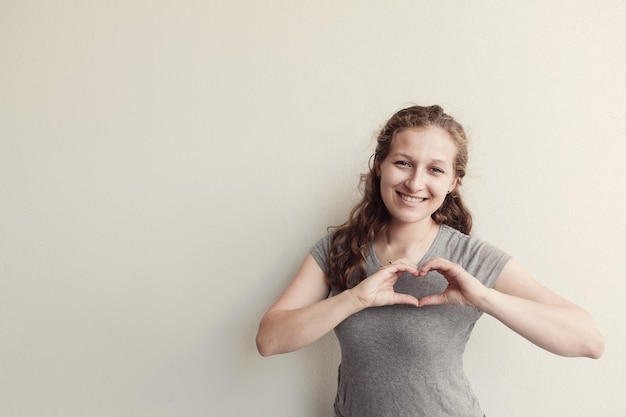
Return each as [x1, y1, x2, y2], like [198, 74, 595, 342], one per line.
[374, 158, 381, 178]
[448, 177, 459, 193]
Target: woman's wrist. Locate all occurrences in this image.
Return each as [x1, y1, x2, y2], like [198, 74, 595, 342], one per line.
[341, 287, 370, 313]
[472, 287, 501, 314]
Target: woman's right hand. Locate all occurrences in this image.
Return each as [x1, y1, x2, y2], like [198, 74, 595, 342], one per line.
[352, 258, 421, 308]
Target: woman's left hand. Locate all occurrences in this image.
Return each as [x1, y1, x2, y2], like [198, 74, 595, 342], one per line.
[417, 257, 488, 308]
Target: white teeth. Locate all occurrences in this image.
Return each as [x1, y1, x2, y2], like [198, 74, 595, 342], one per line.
[400, 194, 424, 203]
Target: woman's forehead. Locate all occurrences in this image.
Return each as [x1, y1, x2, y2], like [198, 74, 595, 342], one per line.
[389, 127, 457, 162]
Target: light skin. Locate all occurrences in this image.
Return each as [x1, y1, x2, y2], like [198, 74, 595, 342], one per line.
[256, 127, 604, 359]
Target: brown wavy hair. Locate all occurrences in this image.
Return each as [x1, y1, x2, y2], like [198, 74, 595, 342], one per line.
[327, 105, 472, 291]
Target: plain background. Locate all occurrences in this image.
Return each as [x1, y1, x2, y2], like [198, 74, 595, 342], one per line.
[2, 1, 625, 416]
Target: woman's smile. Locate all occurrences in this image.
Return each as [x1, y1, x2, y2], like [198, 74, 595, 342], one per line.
[397, 191, 427, 204]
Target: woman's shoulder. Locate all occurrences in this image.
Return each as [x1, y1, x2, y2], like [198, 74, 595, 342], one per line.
[309, 230, 335, 272]
[312, 229, 334, 251]
[438, 224, 512, 286]
[437, 224, 473, 246]
[435, 224, 508, 262]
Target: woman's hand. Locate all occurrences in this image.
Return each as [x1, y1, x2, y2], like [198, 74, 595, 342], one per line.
[417, 257, 488, 308]
[352, 259, 421, 308]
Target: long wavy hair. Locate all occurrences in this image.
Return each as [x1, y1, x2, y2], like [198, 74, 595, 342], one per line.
[327, 105, 472, 291]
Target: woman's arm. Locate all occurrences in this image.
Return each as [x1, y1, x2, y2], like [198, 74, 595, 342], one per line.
[418, 258, 605, 358]
[256, 254, 358, 356]
[256, 254, 421, 356]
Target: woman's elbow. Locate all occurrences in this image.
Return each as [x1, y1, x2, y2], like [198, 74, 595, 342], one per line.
[581, 313, 605, 359]
[572, 320, 605, 359]
[256, 332, 274, 357]
[584, 332, 605, 359]
[256, 318, 280, 357]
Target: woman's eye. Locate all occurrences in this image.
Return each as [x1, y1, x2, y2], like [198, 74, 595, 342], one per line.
[430, 167, 444, 174]
[395, 161, 411, 167]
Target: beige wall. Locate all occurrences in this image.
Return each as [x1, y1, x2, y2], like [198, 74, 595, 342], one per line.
[2, 1, 625, 416]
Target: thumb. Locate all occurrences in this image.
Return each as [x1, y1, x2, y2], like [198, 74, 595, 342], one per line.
[390, 292, 420, 308]
[418, 293, 449, 307]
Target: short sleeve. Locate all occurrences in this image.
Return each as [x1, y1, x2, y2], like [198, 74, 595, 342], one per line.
[310, 233, 332, 275]
[462, 237, 511, 289]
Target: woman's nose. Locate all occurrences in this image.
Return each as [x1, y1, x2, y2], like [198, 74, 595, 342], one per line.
[405, 169, 424, 191]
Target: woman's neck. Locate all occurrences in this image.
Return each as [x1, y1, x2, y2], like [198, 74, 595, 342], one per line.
[380, 218, 438, 264]
[385, 218, 435, 249]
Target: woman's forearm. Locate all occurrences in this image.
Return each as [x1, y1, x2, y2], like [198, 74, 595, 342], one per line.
[477, 288, 604, 358]
[256, 289, 364, 356]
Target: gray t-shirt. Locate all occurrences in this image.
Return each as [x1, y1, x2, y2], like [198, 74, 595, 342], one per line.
[310, 224, 511, 417]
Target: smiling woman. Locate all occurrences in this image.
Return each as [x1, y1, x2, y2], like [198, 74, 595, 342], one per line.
[255, 105, 604, 417]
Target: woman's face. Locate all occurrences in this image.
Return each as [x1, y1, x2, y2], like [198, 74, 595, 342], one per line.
[376, 127, 459, 226]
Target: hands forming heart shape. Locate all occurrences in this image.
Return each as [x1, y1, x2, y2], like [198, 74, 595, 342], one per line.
[354, 257, 487, 310]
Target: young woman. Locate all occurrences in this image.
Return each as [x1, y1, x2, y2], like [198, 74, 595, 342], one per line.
[256, 105, 604, 417]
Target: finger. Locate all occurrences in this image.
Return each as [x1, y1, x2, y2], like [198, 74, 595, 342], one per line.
[418, 293, 449, 307]
[419, 257, 457, 276]
[393, 257, 420, 268]
[391, 292, 420, 308]
[386, 260, 420, 276]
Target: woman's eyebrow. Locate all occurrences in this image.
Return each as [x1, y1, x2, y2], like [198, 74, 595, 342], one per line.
[391, 153, 449, 165]
[390, 152, 413, 160]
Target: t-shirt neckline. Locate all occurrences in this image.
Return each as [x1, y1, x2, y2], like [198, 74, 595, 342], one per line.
[369, 223, 447, 269]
